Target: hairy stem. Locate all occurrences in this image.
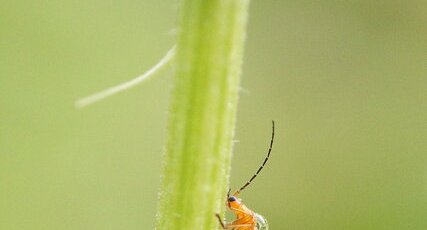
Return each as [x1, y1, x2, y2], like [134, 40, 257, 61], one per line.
[156, 1, 250, 229]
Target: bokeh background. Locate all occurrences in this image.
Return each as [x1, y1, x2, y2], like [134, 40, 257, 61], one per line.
[1, 1, 427, 229]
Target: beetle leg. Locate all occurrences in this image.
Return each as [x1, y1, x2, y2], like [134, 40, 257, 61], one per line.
[215, 213, 255, 229]
[215, 213, 226, 229]
[224, 223, 254, 229]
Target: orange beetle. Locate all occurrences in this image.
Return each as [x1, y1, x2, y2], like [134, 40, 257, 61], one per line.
[216, 121, 275, 230]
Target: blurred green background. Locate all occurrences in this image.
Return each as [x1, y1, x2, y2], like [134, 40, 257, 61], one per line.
[1, 1, 427, 229]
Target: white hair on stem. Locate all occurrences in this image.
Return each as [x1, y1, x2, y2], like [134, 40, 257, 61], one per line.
[75, 46, 176, 109]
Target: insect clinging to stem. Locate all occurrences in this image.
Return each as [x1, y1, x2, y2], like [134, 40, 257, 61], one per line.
[216, 121, 275, 230]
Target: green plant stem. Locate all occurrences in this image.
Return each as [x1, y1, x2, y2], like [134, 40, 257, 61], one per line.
[156, 1, 250, 230]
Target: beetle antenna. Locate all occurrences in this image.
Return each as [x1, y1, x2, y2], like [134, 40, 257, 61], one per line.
[233, 120, 275, 196]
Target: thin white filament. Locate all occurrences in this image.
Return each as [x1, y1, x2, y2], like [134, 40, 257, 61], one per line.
[75, 46, 176, 109]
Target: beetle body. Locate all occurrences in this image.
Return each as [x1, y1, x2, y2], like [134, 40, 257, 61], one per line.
[221, 195, 268, 230]
[216, 121, 275, 230]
